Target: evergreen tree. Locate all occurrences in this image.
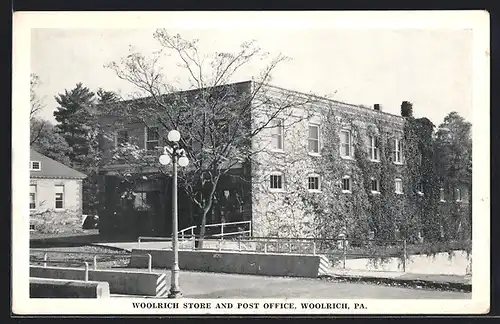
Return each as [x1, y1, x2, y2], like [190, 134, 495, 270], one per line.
[53, 83, 96, 168]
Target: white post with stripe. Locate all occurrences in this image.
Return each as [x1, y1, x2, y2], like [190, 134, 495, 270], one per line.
[156, 272, 169, 297]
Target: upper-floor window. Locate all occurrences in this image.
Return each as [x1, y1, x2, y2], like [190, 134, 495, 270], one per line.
[392, 138, 403, 164]
[30, 185, 36, 210]
[394, 178, 403, 194]
[308, 174, 321, 192]
[269, 172, 284, 191]
[342, 175, 352, 193]
[308, 124, 320, 154]
[340, 130, 353, 158]
[455, 188, 462, 202]
[370, 177, 380, 194]
[369, 136, 380, 161]
[271, 118, 284, 151]
[55, 185, 65, 209]
[145, 126, 159, 151]
[115, 130, 129, 147]
[29, 161, 41, 171]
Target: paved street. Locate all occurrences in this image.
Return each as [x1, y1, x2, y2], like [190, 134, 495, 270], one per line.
[114, 269, 470, 299]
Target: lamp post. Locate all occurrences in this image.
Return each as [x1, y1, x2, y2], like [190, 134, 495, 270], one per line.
[159, 129, 189, 299]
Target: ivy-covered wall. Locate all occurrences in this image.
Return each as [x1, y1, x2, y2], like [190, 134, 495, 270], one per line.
[251, 101, 471, 245]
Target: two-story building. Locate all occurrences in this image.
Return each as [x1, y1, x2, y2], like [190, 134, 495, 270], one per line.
[96, 81, 470, 241]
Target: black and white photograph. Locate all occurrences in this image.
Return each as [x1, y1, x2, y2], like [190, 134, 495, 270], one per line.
[12, 11, 490, 315]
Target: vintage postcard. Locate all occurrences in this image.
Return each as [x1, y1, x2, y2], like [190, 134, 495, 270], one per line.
[12, 10, 490, 315]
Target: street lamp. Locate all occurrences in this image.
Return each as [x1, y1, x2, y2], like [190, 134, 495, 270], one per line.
[159, 129, 189, 299]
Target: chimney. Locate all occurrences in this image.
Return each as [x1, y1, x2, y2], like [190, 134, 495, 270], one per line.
[401, 101, 413, 117]
[374, 104, 381, 111]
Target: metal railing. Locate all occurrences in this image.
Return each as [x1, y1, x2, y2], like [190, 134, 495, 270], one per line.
[178, 225, 196, 240]
[29, 250, 154, 273]
[30, 249, 156, 272]
[135, 235, 411, 272]
[177, 220, 252, 240]
[29, 259, 91, 282]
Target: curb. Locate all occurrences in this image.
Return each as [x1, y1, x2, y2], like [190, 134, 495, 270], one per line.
[318, 274, 471, 292]
[90, 243, 133, 253]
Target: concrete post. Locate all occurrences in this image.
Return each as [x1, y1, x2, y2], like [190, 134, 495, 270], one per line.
[147, 254, 152, 273]
[403, 239, 407, 272]
[342, 238, 347, 269]
[93, 255, 97, 270]
[43, 253, 47, 268]
[84, 262, 89, 282]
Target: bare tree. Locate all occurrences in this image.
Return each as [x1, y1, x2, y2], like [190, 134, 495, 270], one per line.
[30, 73, 46, 145]
[104, 30, 322, 247]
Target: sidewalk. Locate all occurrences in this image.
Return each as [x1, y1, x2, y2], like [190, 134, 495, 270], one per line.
[323, 268, 471, 292]
[93, 241, 472, 292]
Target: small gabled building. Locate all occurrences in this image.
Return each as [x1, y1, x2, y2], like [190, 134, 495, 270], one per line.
[29, 149, 87, 216]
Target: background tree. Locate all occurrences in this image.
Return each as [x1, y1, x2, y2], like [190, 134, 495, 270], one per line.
[53, 83, 120, 214]
[30, 73, 47, 145]
[434, 111, 472, 244]
[30, 73, 73, 165]
[105, 29, 319, 248]
[54, 83, 97, 167]
[30, 119, 72, 166]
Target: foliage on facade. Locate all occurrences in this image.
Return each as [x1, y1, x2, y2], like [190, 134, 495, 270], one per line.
[254, 102, 472, 249]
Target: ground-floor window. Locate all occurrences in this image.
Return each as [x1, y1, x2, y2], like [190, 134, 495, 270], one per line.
[308, 174, 320, 191]
[342, 176, 351, 193]
[394, 178, 403, 194]
[270, 173, 284, 191]
[55, 185, 64, 209]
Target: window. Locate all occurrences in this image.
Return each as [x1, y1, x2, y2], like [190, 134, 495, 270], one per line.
[342, 176, 352, 193]
[270, 173, 284, 191]
[145, 126, 160, 151]
[308, 175, 320, 191]
[340, 130, 353, 158]
[439, 188, 446, 202]
[30, 161, 41, 171]
[271, 119, 284, 150]
[370, 177, 380, 193]
[29, 185, 36, 210]
[394, 178, 403, 194]
[55, 185, 64, 209]
[455, 188, 462, 202]
[116, 130, 129, 147]
[369, 136, 380, 161]
[392, 139, 403, 164]
[134, 192, 151, 211]
[308, 124, 320, 154]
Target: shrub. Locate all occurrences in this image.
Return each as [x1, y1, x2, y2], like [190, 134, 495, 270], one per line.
[30, 209, 84, 234]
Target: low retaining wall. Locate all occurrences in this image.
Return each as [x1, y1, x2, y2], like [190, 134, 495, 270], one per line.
[30, 266, 168, 297]
[130, 249, 328, 278]
[30, 277, 110, 298]
[334, 251, 470, 275]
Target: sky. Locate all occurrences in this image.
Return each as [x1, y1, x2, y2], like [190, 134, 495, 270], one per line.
[31, 27, 473, 127]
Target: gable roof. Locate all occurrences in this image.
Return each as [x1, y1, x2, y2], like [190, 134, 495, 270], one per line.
[30, 149, 87, 180]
